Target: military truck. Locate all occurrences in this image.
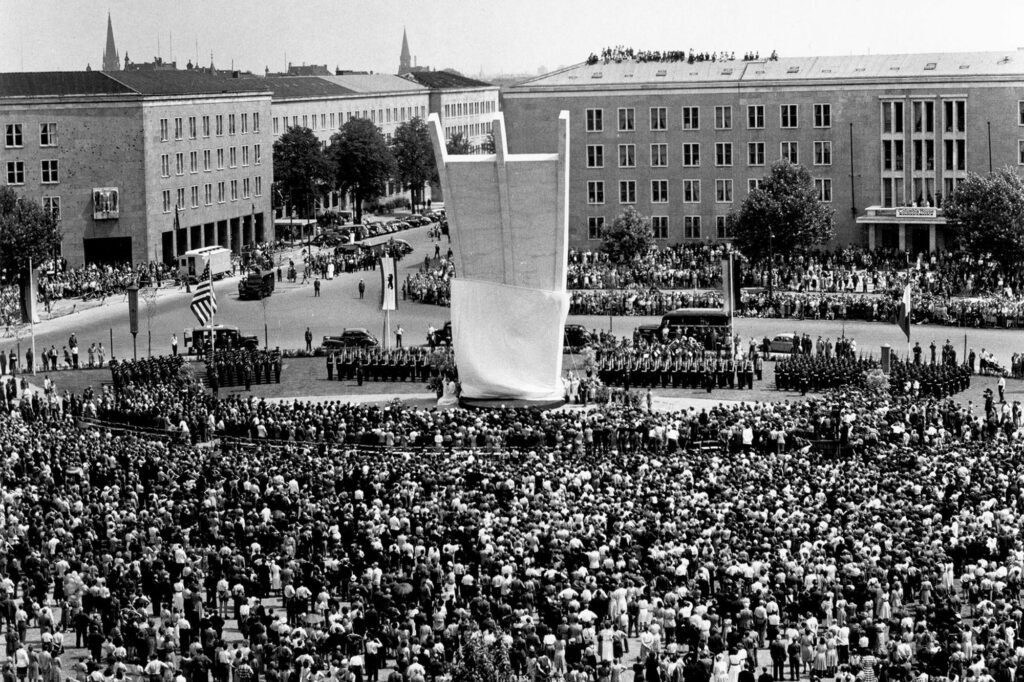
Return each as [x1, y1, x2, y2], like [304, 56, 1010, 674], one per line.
[237, 267, 276, 300]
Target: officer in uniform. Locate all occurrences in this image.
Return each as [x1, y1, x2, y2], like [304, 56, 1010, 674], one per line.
[726, 355, 735, 389]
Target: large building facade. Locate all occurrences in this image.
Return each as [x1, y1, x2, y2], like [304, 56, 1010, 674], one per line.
[503, 50, 1024, 251]
[0, 71, 273, 265]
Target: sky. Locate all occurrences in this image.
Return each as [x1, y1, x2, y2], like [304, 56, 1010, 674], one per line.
[2, 0, 1024, 77]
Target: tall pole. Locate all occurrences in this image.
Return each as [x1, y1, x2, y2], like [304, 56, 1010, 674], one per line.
[987, 121, 993, 173]
[28, 256, 35, 375]
[208, 261, 216, 360]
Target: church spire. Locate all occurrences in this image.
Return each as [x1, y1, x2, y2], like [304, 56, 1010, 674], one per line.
[102, 12, 120, 71]
[399, 28, 411, 75]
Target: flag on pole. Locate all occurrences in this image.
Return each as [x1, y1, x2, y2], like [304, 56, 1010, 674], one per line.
[896, 284, 911, 342]
[380, 256, 398, 311]
[190, 263, 217, 326]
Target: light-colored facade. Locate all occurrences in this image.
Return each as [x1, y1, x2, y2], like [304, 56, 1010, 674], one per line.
[503, 50, 1024, 251]
[0, 71, 274, 266]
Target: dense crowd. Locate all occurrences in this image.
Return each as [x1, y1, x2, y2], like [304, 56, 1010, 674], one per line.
[570, 289, 723, 316]
[405, 258, 454, 308]
[587, 47, 778, 64]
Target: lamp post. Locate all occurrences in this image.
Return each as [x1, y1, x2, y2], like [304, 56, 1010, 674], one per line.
[767, 231, 775, 302]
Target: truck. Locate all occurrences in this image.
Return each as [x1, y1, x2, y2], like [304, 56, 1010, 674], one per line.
[237, 267, 276, 300]
[178, 246, 232, 283]
[183, 325, 259, 356]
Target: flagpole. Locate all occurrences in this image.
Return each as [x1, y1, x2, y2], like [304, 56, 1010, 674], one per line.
[208, 258, 215, 361]
[29, 256, 36, 376]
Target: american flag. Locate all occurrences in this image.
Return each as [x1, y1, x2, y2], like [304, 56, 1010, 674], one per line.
[189, 263, 217, 326]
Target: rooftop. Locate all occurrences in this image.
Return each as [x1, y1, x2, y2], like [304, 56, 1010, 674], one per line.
[320, 74, 426, 94]
[0, 70, 270, 98]
[0, 71, 134, 97]
[107, 70, 269, 95]
[262, 76, 356, 100]
[402, 70, 493, 89]
[512, 50, 1024, 89]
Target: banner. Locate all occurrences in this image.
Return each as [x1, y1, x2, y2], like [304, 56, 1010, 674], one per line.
[127, 285, 139, 335]
[19, 263, 38, 324]
[896, 284, 911, 342]
[380, 256, 398, 311]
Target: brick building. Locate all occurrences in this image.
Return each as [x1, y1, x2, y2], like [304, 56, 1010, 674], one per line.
[502, 50, 1024, 251]
[0, 70, 273, 265]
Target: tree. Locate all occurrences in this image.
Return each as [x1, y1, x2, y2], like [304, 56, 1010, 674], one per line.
[329, 118, 395, 224]
[446, 132, 471, 156]
[729, 160, 835, 263]
[392, 117, 437, 211]
[600, 207, 655, 263]
[449, 630, 514, 682]
[944, 167, 1024, 270]
[272, 127, 330, 218]
[0, 186, 60, 320]
[481, 130, 496, 154]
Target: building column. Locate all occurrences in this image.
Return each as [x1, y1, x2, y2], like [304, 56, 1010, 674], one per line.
[868, 224, 876, 250]
[224, 220, 233, 253]
[185, 223, 193, 251]
[928, 224, 936, 253]
[898, 224, 907, 251]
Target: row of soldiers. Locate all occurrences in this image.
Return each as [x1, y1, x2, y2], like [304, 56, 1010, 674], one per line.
[325, 348, 453, 383]
[596, 350, 763, 390]
[890, 358, 971, 399]
[775, 355, 880, 393]
[109, 356, 185, 389]
[207, 348, 282, 390]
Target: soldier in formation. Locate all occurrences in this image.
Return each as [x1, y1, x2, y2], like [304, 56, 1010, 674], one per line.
[207, 348, 283, 389]
[109, 355, 185, 389]
[325, 347, 449, 383]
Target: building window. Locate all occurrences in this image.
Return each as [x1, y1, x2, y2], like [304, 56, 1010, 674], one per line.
[586, 144, 604, 168]
[217, 182, 225, 203]
[189, 116, 197, 139]
[39, 122, 57, 147]
[174, 117, 183, 140]
[813, 104, 831, 128]
[683, 179, 701, 203]
[619, 180, 636, 204]
[243, 178, 251, 199]
[715, 142, 733, 166]
[228, 114, 237, 135]
[37, 196, 60, 221]
[203, 150, 211, 172]
[241, 113, 249, 134]
[587, 181, 605, 204]
[176, 152, 184, 176]
[1018, 140, 1024, 164]
[682, 143, 700, 167]
[229, 147, 237, 168]
[683, 216, 701, 239]
[204, 184, 213, 206]
[254, 112, 260, 133]
[815, 178, 833, 202]
[216, 115, 224, 136]
[242, 146, 250, 167]
[781, 141, 798, 164]
[652, 216, 669, 240]
[160, 119, 168, 142]
[650, 107, 667, 131]
[814, 141, 832, 165]
[587, 216, 605, 240]
[716, 216, 731, 239]
[203, 116, 211, 137]
[162, 189, 171, 212]
[254, 144, 262, 165]
[943, 99, 966, 133]
[747, 105, 764, 129]
[617, 108, 635, 132]
[748, 141, 765, 166]
[41, 159, 59, 184]
[586, 108, 603, 132]
[618, 144, 636, 168]
[161, 154, 170, 178]
[190, 186, 199, 208]
[883, 140, 904, 171]
[651, 179, 668, 203]
[650, 143, 667, 167]
[255, 176, 262, 196]
[715, 179, 733, 203]
[912, 101, 935, 134]
[682, 106, 699, 130]
[273, 117, 280, 135]
[714, 105, 732, 130]
[5, 161, 24, 185]
[230, 180, 238, 201]
[216, 148, 224, 170]
[882, 101, 904, 134]
[780, 104, 798, 129]
[748, 178, 763, 192]
[176, 188, 185, 209]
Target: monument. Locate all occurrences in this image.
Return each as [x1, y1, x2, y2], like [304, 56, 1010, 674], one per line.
[427, 111, 570, 404]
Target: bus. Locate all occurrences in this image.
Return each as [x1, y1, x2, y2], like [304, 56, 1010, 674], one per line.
[637, 308, 731, 350]
[178, 246, 232, 283]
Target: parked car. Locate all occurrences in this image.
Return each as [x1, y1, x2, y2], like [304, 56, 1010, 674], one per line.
[321, 328, 380, 351]
[429, 321, 452, 347]
[769, 333, 798, 354]
[564, 324, 596, 351]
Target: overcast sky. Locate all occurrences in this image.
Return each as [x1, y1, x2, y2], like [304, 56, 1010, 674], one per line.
[2, 0, 1023, 77]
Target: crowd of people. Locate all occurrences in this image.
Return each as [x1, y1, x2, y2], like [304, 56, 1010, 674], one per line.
[774, 355, 880, 394]
[587, 47, 778, 64]
[324, 348, 448, 385]
[405, 258, 454, 308]
[570, 290, 722, 317]
[207, 349, 283, 391]
[568, 248, 725, 292]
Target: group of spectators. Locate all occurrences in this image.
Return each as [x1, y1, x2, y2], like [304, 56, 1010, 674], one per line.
[570, 289, 723, 317]
[586, 47, 778, 65]
[568, 248, 725, 291]
[405, 258, 454, 308]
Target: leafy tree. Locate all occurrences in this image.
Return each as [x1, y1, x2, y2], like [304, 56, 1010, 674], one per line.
[944, 167, 1024, 270]
[272, 127, 330, 218]
[446, 132, 472, 156]
[0, 186, 60, 321]
[481, 130, 496, 154]
[449, 630, 514, 682]
[729, 160, 835, 262]
[600, 207, 655, 263]
[392, 117, 436, 211]
[329, 118, 395, 224]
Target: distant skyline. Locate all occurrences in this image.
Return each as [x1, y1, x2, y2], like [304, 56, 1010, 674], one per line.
[2, 0, 1024, 77]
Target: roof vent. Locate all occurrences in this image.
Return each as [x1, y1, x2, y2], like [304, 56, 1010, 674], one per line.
[924, 62, 937, 70]
[721, 68, 733, 75]
[591, 72, 603, 79]
[787, 66, 800, 73]
[889, 66, 900, 71]
[854, 67, 866, 72]
[655, 69, 667, 77]
[689, 71, 698, 76]
[959, 64, 970, 69]
[999, 56, 1011, 64]
[821, 68, 832, 73]
[755, 70, 765, 75]
[623, 73, 633, 78]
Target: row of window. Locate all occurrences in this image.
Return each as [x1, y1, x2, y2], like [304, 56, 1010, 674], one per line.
[443, 100, 497, 119]
[585, 177, 833, 205]
[586, 214, 732, 241]
[161, 177, 263, 212]
[586, 141, 833, 168]
[6, 159, 58, 185]
[271, 106, 427, 136]
[882, 100, 966, 135]
[445, 123, 489, 140]
[586, 104, 830, 133]
[160, 113, 261, 142]
[159, 145, 262, 178]
[4, 123, 57, 148]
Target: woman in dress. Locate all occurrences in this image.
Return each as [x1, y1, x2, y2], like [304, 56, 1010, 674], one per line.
[712, 653, 730, 682]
